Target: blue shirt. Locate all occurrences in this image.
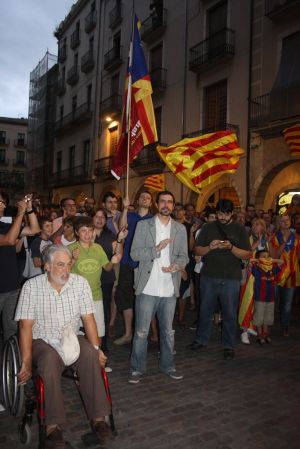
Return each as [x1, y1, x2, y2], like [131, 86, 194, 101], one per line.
[121, 211, 153, 268]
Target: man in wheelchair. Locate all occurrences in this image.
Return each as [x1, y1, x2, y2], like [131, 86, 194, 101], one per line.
[15, 244, 114, 448]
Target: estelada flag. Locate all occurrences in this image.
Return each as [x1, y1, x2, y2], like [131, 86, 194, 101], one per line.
[144, 173, 165, 192]
[157, 130, 244, 193]
[111, 15, 158, 179]
[283, 123, 300, 157]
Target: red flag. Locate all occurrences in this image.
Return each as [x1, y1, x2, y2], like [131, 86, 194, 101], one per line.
[283, 123, 300, 157]
[111, 16, 157, 179]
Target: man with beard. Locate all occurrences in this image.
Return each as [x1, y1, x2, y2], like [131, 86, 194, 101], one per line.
[15, 245, 114, 448]
[128, 191, 188, 384]
[189, 199, 251, 359]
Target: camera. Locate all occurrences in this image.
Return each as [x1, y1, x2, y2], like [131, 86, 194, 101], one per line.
[24, 194, 32, 203]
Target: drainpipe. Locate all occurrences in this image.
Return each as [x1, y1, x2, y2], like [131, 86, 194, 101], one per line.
[246, 0, 254, 204]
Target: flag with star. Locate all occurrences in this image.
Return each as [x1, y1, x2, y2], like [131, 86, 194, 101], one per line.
[144, 173, 165, 192]
[157, 131, 244, 193]
[283, 123, 300, 157]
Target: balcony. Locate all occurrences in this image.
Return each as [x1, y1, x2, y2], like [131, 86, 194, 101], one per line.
[100, 95, 122, 117]
[182, 123, 239, 139]
[56, 77, 66, 96]
[265, 0, 300, 20]
[0, 159, 9, 167]
[0, 172, 24, 189]
[47, 164, 92, 187]
[58, 44, 67, 63]
[249, 86, 300, 129]
[55, 102, 93, 134]
[189, 28, 235, 73]
[94, 157, 114, 179]
[141, 9, 167, 43]
[14, 139, 27, 148]
[131, 143, 164, 175]
[104, 46, 123, 71]
[85, 9, 97, 33]
[109, 3, 123, 29]
[70, 29, 80, 49]
[13, 159, 26, 168]
[81, 50, 95, 73]
[150, 68, 167, 92]
[0, 137, 10, 146]
[67, 65, 79, 86]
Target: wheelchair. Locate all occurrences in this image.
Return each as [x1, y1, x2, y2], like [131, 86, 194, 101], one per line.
[2, 335, 117, 448]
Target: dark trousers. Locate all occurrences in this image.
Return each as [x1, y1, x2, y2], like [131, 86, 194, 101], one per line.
[32, 336, 111, 426]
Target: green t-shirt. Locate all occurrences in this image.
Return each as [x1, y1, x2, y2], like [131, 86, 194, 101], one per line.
[196, 221, 251, 280]
[69, 242, 109, 300]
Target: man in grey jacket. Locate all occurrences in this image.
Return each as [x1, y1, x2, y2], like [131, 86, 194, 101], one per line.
[129, 191, 189, 384]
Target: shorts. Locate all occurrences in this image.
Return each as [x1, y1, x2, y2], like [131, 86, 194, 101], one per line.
[94, 300, 105, 337]
[115, 264, 135, 312]
[253, 301, 274, 326]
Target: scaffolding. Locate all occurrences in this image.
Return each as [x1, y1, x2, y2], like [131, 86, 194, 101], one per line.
[28, 51, 57, 193]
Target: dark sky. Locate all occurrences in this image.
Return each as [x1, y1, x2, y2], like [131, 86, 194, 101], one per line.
[0, 0, 74, 118]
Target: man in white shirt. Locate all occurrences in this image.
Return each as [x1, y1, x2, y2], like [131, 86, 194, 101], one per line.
[128, 191, 189, 384]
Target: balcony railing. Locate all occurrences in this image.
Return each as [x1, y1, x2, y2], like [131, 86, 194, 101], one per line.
[109, 3, 123, 29]
[94, 157, 114, 179]
[150, 68, 167, 91]
[189, 28, 235, 73]
[67, 65, 79, 86]
[0, 159, 9, 166]
[14, 139, 27, 148]
[104, 46, 123, 71]
[47, 164, 92, 187]
[182, 123, 239, 139]
[13, 159, 26, 168]
[55, 102, 93, 133]
[131, 143, 165, 175]
[265, 0, 300, 19]
[70, 29, 80, 49]
[85, 9, 97, 33]
[249, 86, 300, 128]
[0, 138, 10, 146]
[58, 44, 67, 63]
[57, 77, 66, 96]
[81, 50, 95, 73]
[141, 8, 167, 43]
[100, 95, 122, 117]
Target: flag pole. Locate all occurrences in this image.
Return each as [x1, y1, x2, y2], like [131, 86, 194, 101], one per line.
[125, 13, 135, 198]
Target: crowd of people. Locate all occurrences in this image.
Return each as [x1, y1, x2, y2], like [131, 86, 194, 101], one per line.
[1, 189, 300, 448]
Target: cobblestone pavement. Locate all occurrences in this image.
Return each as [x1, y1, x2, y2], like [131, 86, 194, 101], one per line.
[1, 310, 300, 449]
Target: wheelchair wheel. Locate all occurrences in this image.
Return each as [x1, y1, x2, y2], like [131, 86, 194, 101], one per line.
[18, 422, 32, 446]
[2, 335, 24, 416]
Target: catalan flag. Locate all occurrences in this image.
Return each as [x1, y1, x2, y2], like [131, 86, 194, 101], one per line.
[283, 123, 300, 157]
[111, 15, 158, 179]
[144, 173, 165, 192]
[157, 131, 244, 193]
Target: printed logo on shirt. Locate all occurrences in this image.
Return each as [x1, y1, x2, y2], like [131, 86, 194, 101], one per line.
[77, 258, 101, 274]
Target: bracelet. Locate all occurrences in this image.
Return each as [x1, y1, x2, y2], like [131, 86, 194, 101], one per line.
[26, 210, 34, 215]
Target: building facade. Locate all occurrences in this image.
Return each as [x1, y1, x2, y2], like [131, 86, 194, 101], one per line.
[0, 117, 28, 200]
[40, 0, 300, 210]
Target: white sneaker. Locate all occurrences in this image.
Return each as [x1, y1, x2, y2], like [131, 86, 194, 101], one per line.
[105, 366, 112, 373]
[247, 328, 257, 336]
[241, 331, 250, 344]
[0, 403, 5, 412]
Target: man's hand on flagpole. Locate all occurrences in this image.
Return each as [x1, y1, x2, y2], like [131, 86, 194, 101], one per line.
[123, 196, 130, 210]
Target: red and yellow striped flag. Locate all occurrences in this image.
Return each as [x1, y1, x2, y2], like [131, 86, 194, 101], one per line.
[283, 123, 300, 157]
[157, 131, 244, 193]
[144, 173, 165, 192]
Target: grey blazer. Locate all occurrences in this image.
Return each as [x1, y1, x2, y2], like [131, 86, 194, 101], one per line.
[130, 217, 189, 297]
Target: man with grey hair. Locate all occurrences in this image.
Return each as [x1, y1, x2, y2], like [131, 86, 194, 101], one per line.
[15, 245, 113, 448]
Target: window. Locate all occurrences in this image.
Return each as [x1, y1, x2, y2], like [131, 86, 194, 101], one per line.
[111, 73, 119, 96]
[155, 106, 162, 141]
[74, 53, 78, 67]
[0, 149, 6, 163]
[207, 1, 227, 36]
[57, 151, 62, 173]
[60, 105, 64, 121]
[83, 140, 90, 175]
[0, 171, 9, 185]
[91, 1, 95, 11]
[109, 127, 119, 155]
[16, 151, 25, 165]
[204, 80, 227, 131]
[15, 172, 24, 187]
[72, 96, 77, 117]
[0, 131, 6, 145]
[62, 66, 66, 83]
[87, 84, 92, 109]
[150, 43, 163, 71]
[89, 36, 94, 53]
[17, 133, 25, 146]
[69, 146, 75, 172]
[113, 31, 121, 57]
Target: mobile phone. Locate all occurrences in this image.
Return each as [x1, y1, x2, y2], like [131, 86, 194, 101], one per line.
[220, 240, 226, 244]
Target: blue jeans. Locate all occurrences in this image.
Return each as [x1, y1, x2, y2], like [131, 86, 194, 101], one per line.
[278, 286, 295, 327]
[195, 276, 240, 349]
[130, 293, 176, 375]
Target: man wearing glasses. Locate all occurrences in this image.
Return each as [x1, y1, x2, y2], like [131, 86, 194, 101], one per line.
[189, 199, 251, 359]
